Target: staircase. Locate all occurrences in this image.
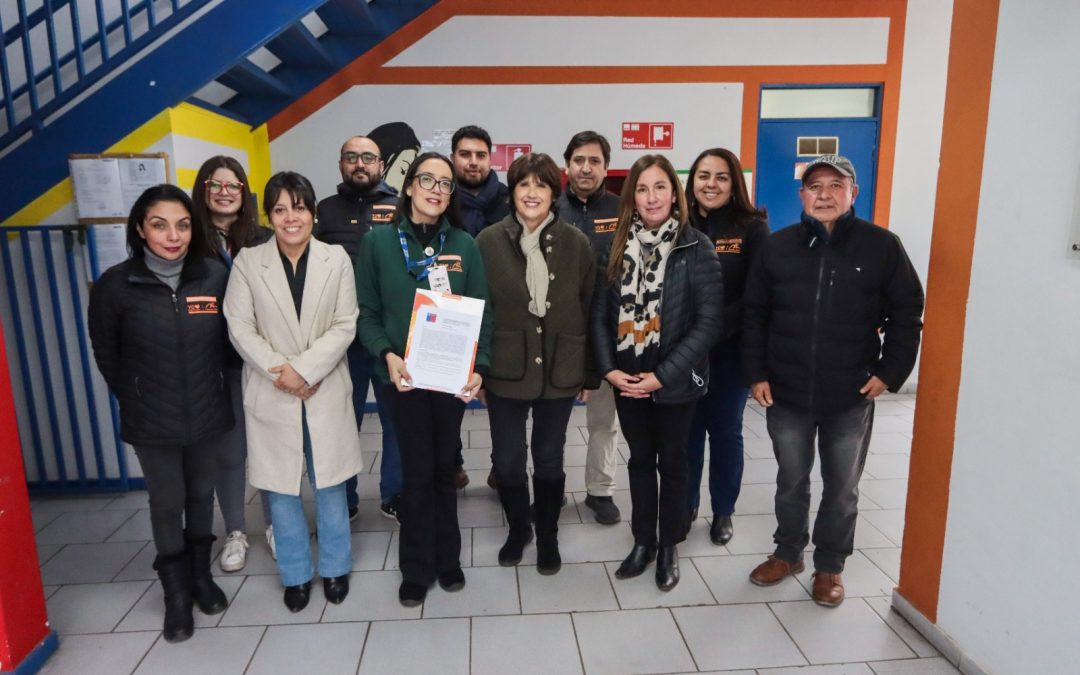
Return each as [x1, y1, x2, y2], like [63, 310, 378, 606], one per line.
[0, 0, 436, 223]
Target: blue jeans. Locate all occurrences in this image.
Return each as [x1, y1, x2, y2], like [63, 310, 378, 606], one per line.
[686, 345, 748, 516]
[766, 399, 874, 573]
[345, 342, 402, 506]
[267, 408, 352, 586]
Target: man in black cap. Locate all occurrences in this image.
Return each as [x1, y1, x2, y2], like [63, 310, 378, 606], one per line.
[741, 154, 924, 607]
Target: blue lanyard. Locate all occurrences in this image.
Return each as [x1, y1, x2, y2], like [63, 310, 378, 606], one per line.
[399, 228, 446, 281]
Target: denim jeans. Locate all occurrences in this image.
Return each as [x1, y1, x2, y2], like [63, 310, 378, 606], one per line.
[766, 399, 874, 573]
[686, 345, 749, 516]
[267, 408, 352, 586]
[345, 342, 402, 507]
[486, 392, 574, 486]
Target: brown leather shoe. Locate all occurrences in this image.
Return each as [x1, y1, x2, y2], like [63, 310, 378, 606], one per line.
[749, 555, 805, 586]
[811, 571, 845, 607]
[454, 467, 470, 490]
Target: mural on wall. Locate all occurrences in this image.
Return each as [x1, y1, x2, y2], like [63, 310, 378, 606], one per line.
[368, 121, 421, 192]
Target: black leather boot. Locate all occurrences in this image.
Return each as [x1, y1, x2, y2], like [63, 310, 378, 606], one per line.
[153, 551, 194, 643]
[533, 475, 564, 575]
[496, 482, 533, 566]
[710, 515, 733, 545]
[655, 545, 680, 591]
[614, 543, 657, 579]
[186, 533, 228, 615]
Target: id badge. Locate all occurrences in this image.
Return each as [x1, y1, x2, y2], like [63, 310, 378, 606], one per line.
[428, 265, 451, 293]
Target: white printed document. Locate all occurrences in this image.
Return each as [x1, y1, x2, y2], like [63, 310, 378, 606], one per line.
[404, 289, 485, 395]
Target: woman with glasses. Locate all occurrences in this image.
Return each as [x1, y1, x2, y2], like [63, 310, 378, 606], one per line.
[355, 152, 492, 606]
[683, 148, 769, 545]
[475, 153, 596, 575]
[590, 154, 723, 591]
[88, 184, 232, 642]
[224, 171, 362, 612]
[191, 156, 273, 572]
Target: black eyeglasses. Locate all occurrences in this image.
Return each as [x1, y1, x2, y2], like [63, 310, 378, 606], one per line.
[414, 173, 455, 195]
[341, 151, 380, 165]
[205, 179, 244, 195]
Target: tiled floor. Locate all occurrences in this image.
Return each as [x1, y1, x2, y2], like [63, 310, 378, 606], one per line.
[32, 394, 954, 674]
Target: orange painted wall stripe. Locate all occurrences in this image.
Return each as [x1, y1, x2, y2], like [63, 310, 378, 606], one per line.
[897, 0, 1000, 623]
[266, 0, 906, 226]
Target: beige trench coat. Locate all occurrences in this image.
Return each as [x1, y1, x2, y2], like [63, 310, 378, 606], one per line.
[223, 238, 362, 495]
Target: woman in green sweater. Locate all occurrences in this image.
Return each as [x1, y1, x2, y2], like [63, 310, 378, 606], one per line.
[355, 152, 493, 607]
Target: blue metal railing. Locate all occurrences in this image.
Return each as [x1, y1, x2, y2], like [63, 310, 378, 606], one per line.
[0, 0, 210, 148]
[0, 225, 136, 493]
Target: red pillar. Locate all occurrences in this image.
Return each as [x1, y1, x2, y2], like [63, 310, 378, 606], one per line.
[0, 317, 56, 673]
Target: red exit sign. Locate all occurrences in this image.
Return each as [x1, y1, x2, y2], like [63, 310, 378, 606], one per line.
[622, 122, 674, 150]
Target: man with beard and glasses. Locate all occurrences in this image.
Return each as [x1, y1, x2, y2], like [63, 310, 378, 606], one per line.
[315, 135, 403, 525]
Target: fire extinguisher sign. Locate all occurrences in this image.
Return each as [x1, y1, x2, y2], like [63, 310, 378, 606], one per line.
[622, 122, 674, 150]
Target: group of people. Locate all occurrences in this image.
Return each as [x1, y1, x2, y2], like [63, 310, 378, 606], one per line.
[87, 123, 924, 644]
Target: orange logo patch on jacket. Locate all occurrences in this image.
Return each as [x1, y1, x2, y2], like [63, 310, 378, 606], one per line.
[594, 217, 618, 234]
[371, 205, 397, 224]
[186, 296, 219, 314]
[437, 254, 463, 273]
[715, 237, 743, 254]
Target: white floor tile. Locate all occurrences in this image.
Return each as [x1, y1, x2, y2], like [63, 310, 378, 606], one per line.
[246, 622, 368, 675]
[34, 509, 136, 545]
[858, 480, 909, 510]
[722, 514, 781, 555]
[358, 618, 470, 675]
[351, 530, 392, 571]
[456, 492, 505, 527]
[732, 482, 778, 514]
[678, 518, 733, 558]
[868, 656, 959, 673]
[794, 551, 896, 599]
[861, 509, 906, 546]
[32, 510, 61, 532]
[862, 548, 902, 583]
[460, 447, 493, 470]
[872, 401, 915, 417]
[868, 433, 913, 455]
[114, 575, 244, 632]
[350, 499, 400, 532]
[112, 542, 157, 581]
[321, 570, 422, 622]
[106, 509, 153, 542]
[744, 436, 777, 459]
[742, 457, 780, 484]
[46, 580, 150, 634]
[421, 565, 520, 618]
[518, 562, 619, 614]
[472, 614, 583, 675]
[864, 454, 911, 480]
[37, 543, 63, 567]
[31, 496, 114, 513]
[693, 554, 811, 604]
[38, 631, 158, 675]
[771, 599, 915, 664]
[573, 608, 696, 675]
[134, 626, 264, 674]
[759, 664, 874, 674]
[218, 574, 327, 626]
[865, 596, 941, 658]
[551, 521, 636, 564]
[673, 604, 807, 670]
[39, 541, 144, 584]
[604, 558, 715, 609]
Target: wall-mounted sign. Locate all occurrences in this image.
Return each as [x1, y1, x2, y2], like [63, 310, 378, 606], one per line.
[489, 143, 533, 171]
[622, 122, 674, 150]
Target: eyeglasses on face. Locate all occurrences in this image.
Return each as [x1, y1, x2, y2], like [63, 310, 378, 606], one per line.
[341, 151, 380, 165]
[205, 179, 244, 195]
[414, 173, 455, 195]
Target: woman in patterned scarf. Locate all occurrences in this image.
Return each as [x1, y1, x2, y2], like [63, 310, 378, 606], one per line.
[590, 154, 723, 591]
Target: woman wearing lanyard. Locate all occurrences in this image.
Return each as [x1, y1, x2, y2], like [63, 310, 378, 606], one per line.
[476, 152, 596, 574]
[191, 155, 273, 571]
[590, 154, 723, 591]
[224, 171, 362, 612]
[355, 152, 492, 606]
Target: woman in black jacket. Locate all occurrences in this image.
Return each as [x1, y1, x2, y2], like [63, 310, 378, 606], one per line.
[88, 184, 231, 643]
[590, 154, 723, 591]
[683, 148, 770, 546]
[191, 156, 273, 572]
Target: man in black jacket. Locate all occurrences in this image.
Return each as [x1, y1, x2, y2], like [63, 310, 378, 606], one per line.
[556, 131, 622, 526]
[315, 135, 402, 522]
[741, 155, 924, 607]
[451, 125, 509, 236]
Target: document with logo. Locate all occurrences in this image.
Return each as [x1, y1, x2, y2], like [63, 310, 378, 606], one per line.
[403, 289, 485, 395]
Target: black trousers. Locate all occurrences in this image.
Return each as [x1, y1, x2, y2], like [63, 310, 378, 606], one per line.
[385, 386, 465, 585]
[614, 397, 696, 547]
[133, 440, 218, 556]
[486, 392, 574, 486]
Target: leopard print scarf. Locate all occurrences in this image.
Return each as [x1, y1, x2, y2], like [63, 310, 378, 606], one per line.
[616, 215, 679, 366]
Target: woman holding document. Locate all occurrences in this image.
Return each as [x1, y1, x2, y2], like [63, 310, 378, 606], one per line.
[355, 152, 493, 607]
[476, 153, 596, 575]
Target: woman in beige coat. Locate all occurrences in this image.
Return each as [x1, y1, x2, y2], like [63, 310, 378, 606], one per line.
[224, 171, 362, 612]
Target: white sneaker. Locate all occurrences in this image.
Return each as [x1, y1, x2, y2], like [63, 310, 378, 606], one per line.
[219, 531, 249, 572]
[265, 525, 277, 560]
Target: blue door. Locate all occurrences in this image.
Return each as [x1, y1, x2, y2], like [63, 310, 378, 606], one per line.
[755, 94, 881, 231]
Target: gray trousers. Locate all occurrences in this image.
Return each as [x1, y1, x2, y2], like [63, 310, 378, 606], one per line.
[584, 380, 619, 496]
[766, 399, 874, 573]
[207, 368, 271, 532]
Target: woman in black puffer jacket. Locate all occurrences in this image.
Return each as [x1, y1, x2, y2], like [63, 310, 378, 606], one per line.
[88, 184, 231, 644]
[590, 154, 723, 592]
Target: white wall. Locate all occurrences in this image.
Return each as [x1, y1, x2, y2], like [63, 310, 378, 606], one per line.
[936, 2, 1080, 673]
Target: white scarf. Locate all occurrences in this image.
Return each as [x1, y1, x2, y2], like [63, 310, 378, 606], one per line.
[519, 213, 555, 318]
[616, 215, 679, 358]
